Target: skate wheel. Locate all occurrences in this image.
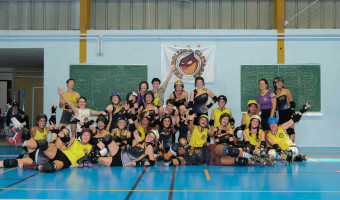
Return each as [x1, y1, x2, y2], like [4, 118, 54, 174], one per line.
[78, 163, 84, 168]
[88, 163, 93, 168]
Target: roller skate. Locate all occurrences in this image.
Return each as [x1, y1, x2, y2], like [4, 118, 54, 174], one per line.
[78, 161, 93, 168]
[8, 127, 22, 146]
[294, 154, 307, 162]
[284, 150, 294, 165]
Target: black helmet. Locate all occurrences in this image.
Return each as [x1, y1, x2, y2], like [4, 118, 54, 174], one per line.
[219, 113, 230, 123]
[96, 115, 108, 124]
[126, 91, 138, 102]
[217, 95, 227, 103]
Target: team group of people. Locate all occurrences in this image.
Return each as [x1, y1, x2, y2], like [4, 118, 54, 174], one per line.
[0, 66, 311, 173]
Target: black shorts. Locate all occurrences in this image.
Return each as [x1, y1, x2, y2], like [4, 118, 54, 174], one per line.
[278, 109, 293, 124]
[110, 149, 123, 166]
[29, 150, 37, 161]
[51, 149, 72, 169]
[260, 109, 272, 131]
[59, 110, 74, 124]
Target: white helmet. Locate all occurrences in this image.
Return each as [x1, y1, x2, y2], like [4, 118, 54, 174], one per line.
[250, 115, 261, 123]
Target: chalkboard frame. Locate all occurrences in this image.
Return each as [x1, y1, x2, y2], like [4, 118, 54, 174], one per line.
[240, 64, 321, 114]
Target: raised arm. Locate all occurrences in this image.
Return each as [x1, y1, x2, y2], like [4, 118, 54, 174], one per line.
[281, 102, 311, 130]
[161, 65, 176, 91]
[57, 87, 79, 116]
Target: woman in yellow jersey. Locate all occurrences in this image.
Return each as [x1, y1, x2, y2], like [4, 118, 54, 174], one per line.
[111, 117, 131, 150]
[210, 95, 234, 129]
[58, 87, 106, 138]
[266, 103, 311, 163]
[183, 114, 214, 165]
[241, 100, 260, 130]
[59, 78, 80, 136]
[18, 128, 93, 172]
[138, 91, 159, 127]
[242, 115, 266, 156]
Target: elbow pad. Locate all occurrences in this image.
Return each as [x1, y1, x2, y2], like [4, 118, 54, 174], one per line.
[212, 96, 217, 102]
[188, 101, 193, 108]
[209, 119, 214, 126]
[229, 118, 235, 124]
[207, 103, 213, 109]
[292, 113, 302, 123]
[240, 125, 246, 130]
[290, 101, 296, 109]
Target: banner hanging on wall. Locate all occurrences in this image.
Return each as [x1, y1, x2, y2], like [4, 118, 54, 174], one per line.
[161, 44, 215, 83]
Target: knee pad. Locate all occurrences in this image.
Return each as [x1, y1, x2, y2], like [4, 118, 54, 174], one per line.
[21, 128, 31, 141]
[235, 157, 248, 166]
[222, 146, 240, 157]
[36, 140, 49, 151]
[3, 159, 18, 168]
[101, 134, 113, 146]
[287, 128, 295, 136]
[41, 162, 57, 173]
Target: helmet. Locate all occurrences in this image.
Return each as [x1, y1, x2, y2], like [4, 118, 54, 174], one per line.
[147, 130, 159, 143]
[144, 90, 155, 102]
[219, 113, 230, 123]
[273, 77, 284, 86]
[247, 100, 258, 106]
[199, 114, 209, 121]
[80, 128, 93, 142]
[174, 80, 184, 89]
[110, 92, 121, 102]
[267, 117, 279, 125]
[126, 91, 138, 102]
[116, 117, 127, 125]
[12, 102, 19, 107]
[161, 114, 172, 127]
[96, 115, 108, 124]
[250, 115, 261, 123]
[217, 95, 227, 103]
[36, 114, 48, 125]
[169, 143, 184, 157]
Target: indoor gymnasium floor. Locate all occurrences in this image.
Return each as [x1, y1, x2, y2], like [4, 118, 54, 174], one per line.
[0, 144, 340, 200]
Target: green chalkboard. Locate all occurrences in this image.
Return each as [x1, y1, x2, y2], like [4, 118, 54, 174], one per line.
[70, 65, 147, 111]
[241, 65, 321, 112]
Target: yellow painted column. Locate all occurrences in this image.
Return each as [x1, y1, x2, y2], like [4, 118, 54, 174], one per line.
[276, 0, 285, 64]
[80, 0, 91, 63]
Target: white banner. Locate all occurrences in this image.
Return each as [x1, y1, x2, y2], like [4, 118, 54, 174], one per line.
[161, 44, 215, 83]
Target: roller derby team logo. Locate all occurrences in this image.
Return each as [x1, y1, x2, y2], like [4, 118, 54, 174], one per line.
[279, 133, 284, 138]
[255, 138, 260, 142]
[201, 135, 206, 140]
[171, 49, 206, 81]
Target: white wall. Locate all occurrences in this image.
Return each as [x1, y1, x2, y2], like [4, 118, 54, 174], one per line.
[0, 29, 339, 147]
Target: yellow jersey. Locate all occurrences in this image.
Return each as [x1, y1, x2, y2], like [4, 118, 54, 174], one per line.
[244, 113, 261, 128]
[267, 126, 295, 151]
[245, 128, 263, 147]
[63, 139, 92, 168]
[213, 107, 231, 128]
[189, 126, 208, 147]
[63, 91, 78, 111]
[33, 127, 48, 141]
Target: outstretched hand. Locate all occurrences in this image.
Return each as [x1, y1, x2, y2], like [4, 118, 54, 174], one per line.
[57, 87, 64, 95]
